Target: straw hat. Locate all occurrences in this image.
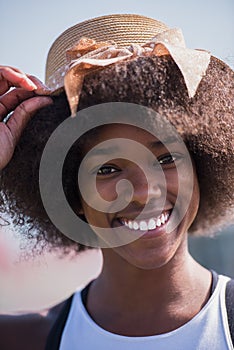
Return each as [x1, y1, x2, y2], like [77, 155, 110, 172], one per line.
[45, 14, 169, 84]
[45, 14, 212, 115]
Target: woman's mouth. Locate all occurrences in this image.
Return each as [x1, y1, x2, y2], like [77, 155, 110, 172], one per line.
[118, 210, 171, 233]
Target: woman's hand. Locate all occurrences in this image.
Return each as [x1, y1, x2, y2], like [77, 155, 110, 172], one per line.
[0, 66, 53, 170]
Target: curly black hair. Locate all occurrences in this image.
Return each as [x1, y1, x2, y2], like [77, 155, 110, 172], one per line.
[0, 55, 233, 254]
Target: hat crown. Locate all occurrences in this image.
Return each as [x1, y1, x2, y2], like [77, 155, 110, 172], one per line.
[45, 14, 169, 82]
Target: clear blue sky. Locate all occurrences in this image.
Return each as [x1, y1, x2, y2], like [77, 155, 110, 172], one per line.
[1, 0, 233, 81]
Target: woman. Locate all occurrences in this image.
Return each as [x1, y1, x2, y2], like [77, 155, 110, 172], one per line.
[0, 14, 233, 349]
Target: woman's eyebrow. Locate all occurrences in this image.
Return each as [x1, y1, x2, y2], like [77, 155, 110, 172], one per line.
[149, 136, 180, 149]
[85, 136, 180, 159]
[86, 145, 119, 158]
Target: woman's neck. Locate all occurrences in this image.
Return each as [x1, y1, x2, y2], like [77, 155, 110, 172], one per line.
[85, 249, 212, 336]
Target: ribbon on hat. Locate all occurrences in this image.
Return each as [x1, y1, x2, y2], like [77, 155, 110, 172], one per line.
[53, 28, 211, 116]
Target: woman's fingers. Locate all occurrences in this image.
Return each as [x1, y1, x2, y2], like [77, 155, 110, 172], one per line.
[6, 95, 53, 144]
[0, 66, 52, 96]
[0, 66, 37, 95]
[0, 88, 35, 121]
[27, 75, 52, 95]
[0, 66, 52, 122]
[0, 95, 53, 170]
[0, 65, 54, 170]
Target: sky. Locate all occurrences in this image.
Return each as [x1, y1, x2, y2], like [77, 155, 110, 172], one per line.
[1, 0, 234, 82]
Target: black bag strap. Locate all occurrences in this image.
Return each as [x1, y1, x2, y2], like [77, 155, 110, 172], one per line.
[45, 294, 74, 350]
[226, 278, 234, 345]
[201, 270, 234, 346]
[45, 281, 92, 350]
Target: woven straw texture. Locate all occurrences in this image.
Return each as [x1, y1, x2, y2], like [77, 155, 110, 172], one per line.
[45, 14, 169, 82]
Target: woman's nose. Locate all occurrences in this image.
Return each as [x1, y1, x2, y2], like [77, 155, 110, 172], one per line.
[124, 167, 162, 205]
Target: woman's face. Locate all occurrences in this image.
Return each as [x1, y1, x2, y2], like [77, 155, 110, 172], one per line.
[78, 123, 200, 269]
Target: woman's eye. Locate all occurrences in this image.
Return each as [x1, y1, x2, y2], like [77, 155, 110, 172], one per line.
[157, 153, 179, 165]
[96, 165, 119, 175]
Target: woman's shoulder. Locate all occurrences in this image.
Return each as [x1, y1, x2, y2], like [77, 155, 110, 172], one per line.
[0, 298, 68, 350]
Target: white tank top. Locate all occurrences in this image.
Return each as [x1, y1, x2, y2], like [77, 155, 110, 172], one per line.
[60, 275, 233, 349]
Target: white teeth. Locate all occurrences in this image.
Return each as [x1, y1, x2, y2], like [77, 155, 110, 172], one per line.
[133, 222, 139, 230]
[161, 214, 165, 224]
[128, 221, 133, 229]
[148, 218, 157, 230]
[140, 221, 148, 231]
[121, 211, 171, 231]
[156, 218, 161, 227]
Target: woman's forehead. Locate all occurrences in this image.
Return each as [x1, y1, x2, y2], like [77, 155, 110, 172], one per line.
[95, 123, 157, 139]
[80, 123, 185, 156]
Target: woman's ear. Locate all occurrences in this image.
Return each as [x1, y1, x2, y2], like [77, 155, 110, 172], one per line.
[72, 203, 85, 216]
[78, 207, 84, 215]
[76, 206, 88, 222]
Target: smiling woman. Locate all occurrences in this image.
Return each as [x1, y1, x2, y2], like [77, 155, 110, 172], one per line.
[0, 13, 234, 350]
[72, 122, 199, 270]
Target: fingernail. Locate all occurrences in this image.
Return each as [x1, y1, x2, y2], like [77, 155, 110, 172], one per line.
[42, 85, 52, 91]
[36, 82, 52, 92]
[31, 76, 50, 90]
[34, 87, 53, 96]
[26, 78, 37, 90]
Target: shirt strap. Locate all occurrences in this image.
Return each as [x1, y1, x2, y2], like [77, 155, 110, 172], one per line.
[45, 281, 93, 350]
[226, 278, 234, 345]
[45, 295, 74, 350]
